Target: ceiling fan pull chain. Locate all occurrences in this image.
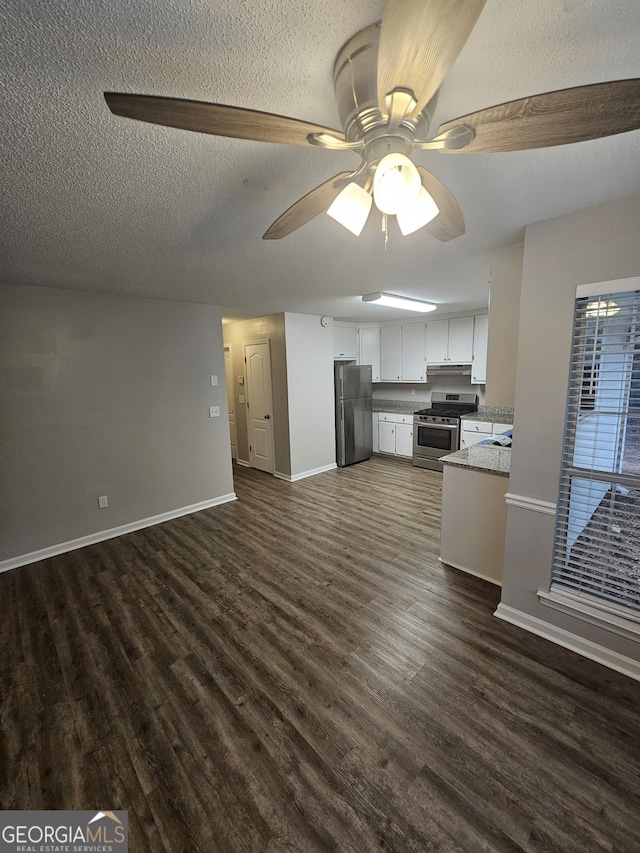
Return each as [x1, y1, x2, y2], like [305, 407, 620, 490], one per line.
[382, 213, 389, 254]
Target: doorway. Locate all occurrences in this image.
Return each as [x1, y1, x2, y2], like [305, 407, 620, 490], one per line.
[224, 344, 237, 460]
[244, 340, 275, 474]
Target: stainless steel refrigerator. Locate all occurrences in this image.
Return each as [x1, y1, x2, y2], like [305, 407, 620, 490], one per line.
[335, 362, 373, 467]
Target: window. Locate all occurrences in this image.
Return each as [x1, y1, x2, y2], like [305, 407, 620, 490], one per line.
[552, 279, 640, 623]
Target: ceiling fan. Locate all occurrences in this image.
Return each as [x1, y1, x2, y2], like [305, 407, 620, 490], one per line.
[104, 0, 640, 243]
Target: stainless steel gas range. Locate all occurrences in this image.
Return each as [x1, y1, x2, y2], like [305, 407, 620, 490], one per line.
[412, 392, 478, 471]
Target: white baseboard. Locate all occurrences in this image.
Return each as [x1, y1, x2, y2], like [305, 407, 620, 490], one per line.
[0, 492, 237, 574]
[274, 463, 337, 483]
[494, 602, 640, 682]
[235, 459, 251, 468]
[438, 557, 502, 587]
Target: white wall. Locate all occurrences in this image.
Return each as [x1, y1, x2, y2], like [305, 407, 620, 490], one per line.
[284, 312, 335, 478]
[486, 243, 524, 408]
[500, 192, 640, 667]
[0, 285, 235, 567]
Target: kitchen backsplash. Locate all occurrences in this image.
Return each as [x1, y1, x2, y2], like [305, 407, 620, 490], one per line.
[372, 375, 486, 406]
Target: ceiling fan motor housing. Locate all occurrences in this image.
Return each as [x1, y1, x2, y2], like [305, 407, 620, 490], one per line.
[333, 23, 438, 159]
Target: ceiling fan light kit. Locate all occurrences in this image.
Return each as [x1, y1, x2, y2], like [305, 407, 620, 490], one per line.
[362, 292, 437, 313]
[327, 182, 373, 236]
[372, 152, 421, 214]
[104, 0, 640, 245]
[396, 186, 440, 235]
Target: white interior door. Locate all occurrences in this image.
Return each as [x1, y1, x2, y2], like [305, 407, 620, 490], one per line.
[224, 345, 237, 459]
[244, 341, 274, 474]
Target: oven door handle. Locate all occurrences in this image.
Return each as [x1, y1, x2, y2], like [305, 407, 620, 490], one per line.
[413, 420, 459, 431]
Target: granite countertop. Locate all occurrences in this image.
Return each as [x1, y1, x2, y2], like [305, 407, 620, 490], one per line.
[441, 445, 511, 477]
[462, 406, 514, 424]
[373, 401, 515, 424]
[372, 399, 420, 414]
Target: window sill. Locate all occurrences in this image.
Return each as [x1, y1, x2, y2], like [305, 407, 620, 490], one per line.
[538, 588, 640, 642]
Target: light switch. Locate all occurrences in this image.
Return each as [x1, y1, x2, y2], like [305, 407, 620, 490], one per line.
[209, 406, 220, 418]
[238, 376, 244, 385]
[210, 374, 218, 386]
[238, 395, 245, 404]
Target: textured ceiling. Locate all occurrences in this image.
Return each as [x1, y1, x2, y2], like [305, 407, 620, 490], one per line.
[1, 0, 639, 322]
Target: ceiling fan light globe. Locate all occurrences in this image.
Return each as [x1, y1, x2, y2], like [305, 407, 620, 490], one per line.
[373, 153, 421, 215]
[327, 182, 372, 236]
[397, 187, 440, 236]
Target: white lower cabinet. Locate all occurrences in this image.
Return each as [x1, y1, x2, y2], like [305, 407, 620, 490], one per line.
[460, 419, 512, 448]
[395, 421, 414, 457]
[378, 420, 396, 454]
[376, 413, 414, 457]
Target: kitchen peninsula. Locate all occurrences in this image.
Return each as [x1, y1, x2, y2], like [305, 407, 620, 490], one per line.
[439, 413, 513, 586]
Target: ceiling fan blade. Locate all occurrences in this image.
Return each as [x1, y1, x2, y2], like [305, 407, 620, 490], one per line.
[104, 93, 346, 147]
[377, 0, 486, 118]
[416, 167, 465, 242]
[436, 78, 640, 153]
[263, 172, 354, 240]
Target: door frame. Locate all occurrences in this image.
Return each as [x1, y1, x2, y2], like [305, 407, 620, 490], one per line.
[243, 338, 276, 474]
[223, 343, 237, 460]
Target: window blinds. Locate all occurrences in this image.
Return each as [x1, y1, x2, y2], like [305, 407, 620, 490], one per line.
[552, 281, 640, 620]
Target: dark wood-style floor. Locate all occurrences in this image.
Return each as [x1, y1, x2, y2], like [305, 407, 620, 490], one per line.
[2, 457, 640, 852]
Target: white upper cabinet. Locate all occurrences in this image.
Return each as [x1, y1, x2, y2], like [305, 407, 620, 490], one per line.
[380, 323, 426, 382]
[358, 325, 380, 382]
[380, 325, 403, 381]
[424, 319, 450, 363]
[447, 317, 474, 362]
[401, 323, 426, 382]
[334, 322, 357, 359]
[472, 314, 489, 384]
[426, 317, 474, 363]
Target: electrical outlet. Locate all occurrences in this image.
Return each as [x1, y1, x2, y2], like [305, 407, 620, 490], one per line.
[209, 406, 220, 418]
[238, 395, 245, 404]
[410, 389, 416, 396]
[98, 495, 108, 509]
[210, 374, 218, 386]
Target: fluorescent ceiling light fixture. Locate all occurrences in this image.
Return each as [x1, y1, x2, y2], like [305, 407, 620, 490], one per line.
[362, 292, 437, 313]
[373, 153, 421, 215]
[396, 186, 439, 235]
[327, 182, 372, 236]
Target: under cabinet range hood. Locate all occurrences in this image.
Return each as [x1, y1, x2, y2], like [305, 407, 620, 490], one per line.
[425, 363, 472, 376]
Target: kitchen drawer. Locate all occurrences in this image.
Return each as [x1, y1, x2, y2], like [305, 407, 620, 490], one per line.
[462, 419, 492, 433]
[395, 413, 414, 424]
[493, 422, 513, 434]
[378, 412, 396, 423]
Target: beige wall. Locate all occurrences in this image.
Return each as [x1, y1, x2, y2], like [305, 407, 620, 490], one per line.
[501, 192, 640, 662]
[0, 285, 234, 564]
[284, 313, 335, 477]
[485, 243, 524, 408]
